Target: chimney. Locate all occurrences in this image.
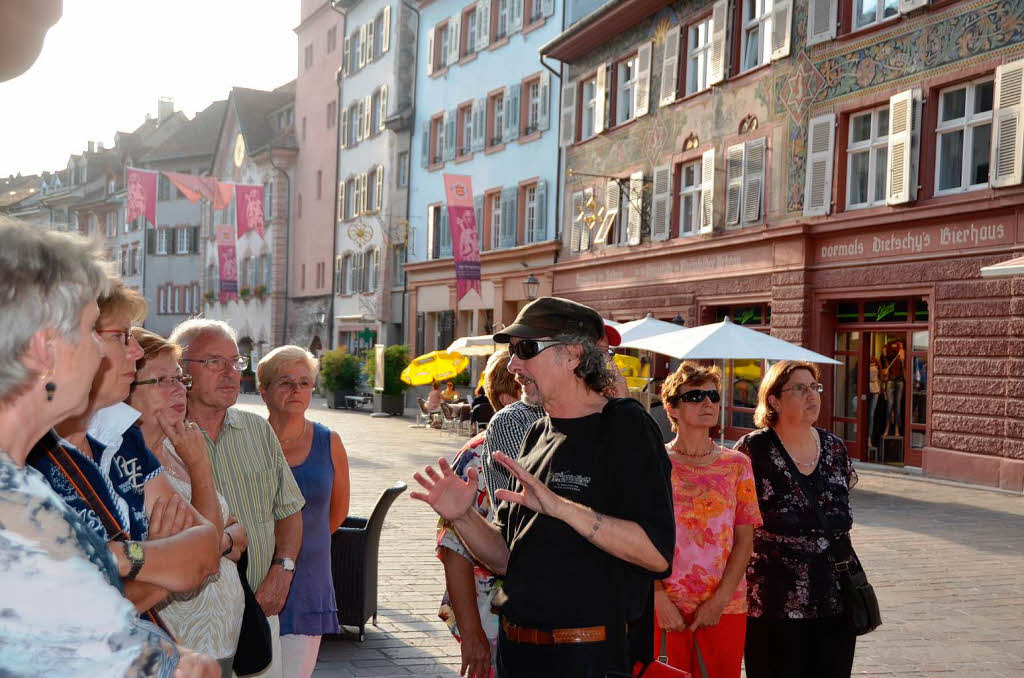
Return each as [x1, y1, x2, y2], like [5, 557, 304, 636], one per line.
[97, 141, 104, 152]
[88, 141, 95, 153]
[158, 97, 175, 123]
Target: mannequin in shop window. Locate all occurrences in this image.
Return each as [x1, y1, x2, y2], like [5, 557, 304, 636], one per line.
[867, 358, 882, 454]
[880, 340, 906, 437]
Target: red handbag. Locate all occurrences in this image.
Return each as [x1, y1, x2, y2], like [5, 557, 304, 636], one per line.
[631, 631, 695, 678]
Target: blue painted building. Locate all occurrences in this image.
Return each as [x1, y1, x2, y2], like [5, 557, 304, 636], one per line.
[406, 0, 564, 354]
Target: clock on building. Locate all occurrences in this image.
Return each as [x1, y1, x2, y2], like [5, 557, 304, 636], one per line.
[233, 133, 245, 168]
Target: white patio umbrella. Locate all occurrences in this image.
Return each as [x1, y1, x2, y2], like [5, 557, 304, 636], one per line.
[615, 313, 686, 349]
[633, 317, 840, 446]
[446, 335, 499, 356]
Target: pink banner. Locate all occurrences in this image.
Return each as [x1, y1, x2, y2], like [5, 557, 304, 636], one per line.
[443, 174, 481, 301]
[216, 225, 238, 303]
[235, 184, 265, 239]
[125, 168, 157, 227]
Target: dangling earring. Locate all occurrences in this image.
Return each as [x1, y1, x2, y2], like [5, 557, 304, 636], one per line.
[45, 381, 57, 402]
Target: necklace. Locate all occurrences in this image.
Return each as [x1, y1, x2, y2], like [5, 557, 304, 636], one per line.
[672, 438, 717, 458]
[788, 430, 821, 470]
[278, 420, 309, 446]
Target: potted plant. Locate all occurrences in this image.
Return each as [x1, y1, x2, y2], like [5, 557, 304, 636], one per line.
[238, 286, 252, 301]
[320, 348, 363, 409]
[253, 284, 268, 301]
[363, 344, 411, 415]
[204, 290, 216, 303]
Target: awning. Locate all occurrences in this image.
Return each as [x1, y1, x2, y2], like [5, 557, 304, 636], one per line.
[979, 255, 1024, 278]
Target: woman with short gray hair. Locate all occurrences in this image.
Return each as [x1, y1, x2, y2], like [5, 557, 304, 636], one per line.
[0, 221, 215, 676]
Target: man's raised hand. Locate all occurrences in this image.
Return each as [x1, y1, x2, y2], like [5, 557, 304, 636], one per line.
[410, 457, 478, 521]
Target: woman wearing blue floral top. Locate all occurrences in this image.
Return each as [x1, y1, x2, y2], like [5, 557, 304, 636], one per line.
[435, 350, 521, 678]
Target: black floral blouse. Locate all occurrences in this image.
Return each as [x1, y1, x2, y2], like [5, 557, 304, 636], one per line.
[734, 427, 858, 620]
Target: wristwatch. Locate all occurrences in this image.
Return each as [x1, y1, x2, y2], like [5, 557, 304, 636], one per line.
[122, 541, 145, 581]
[272, 557, 296, 572]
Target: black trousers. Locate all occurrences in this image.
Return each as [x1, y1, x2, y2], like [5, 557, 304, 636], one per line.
[744, 615, 856, 678]
[496, 624, 627, 678]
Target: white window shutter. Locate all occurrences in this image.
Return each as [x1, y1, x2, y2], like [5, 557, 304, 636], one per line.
[807, 0, 837, 46]
[542, 0, 555, 17]
[448, 15, 461, 65]
[427, 207, 436, 258]
[594, 179, 618, 244]
[509, 0, 524, 33]
[382, 6, 391, 53]
[476, 1, 490, 50]
[534, 179, 547, 242]
[899, 0, 928, 13]
[560, 80, 577, 147]
[725, 143, 744, 226]
[651, 164, 672, 241]
[580, 187, 594, 250]
[770, 0, 792, 61]
[444, 109, 457, 161]
[359, 24, 367, 67]
[743, 137, 765, 223]
[500, 187, 517, 247]
[659, 25, 681, 107]
[361, 174, 369, 213]
[991, 60, 1024, 188]
[342, 36, 349, 76]
[886, 88, 921, 205]
[634, 41, 653, 118]
[375, 167, 384, 210]
[471, 98, 484, 151]
[364, 95, 373, 138]
[426, 28, 435, 75]
[803, 112, 836, 216]
[709, 0, 728, 85]
[594, 63, 608, 134]
[504, 84, 521, 142]
[420, 121, 430, 167]
[340, 109, 348, 148]
[570, 191, 584, 252]
[337, 180, 345, 220]
[538, 70, 551, 131]
[700, 148, 717, 230]
[627, 171, 643, 245]
[380, 85, 388, 131]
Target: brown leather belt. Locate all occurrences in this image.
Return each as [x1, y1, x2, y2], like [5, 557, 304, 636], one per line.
[501, 617, 606, 645]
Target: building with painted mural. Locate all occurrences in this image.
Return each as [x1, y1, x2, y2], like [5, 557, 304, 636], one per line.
[289, 1, 346, 354]
[205, 83, 297, 369]
[540, 0, 1024, 491]
[135, 100, 227, 337]
[406, 0, 563, 356]
[330, 0, 415, 353]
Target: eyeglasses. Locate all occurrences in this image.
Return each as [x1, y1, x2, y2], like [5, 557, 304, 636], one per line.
[605, 348, 616, 357]
[133, 374, 193, 390]
[274, 378, 315, 392]
[96, 327, 132, 346]
[508, 339, 563, 360]
[677, 388, 721, 404]
[781, 382, 824, 396]
[183, 355, 249, 372]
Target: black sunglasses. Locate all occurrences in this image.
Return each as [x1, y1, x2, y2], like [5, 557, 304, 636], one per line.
[677, 388, 721, 404]
[508, 339, 563, 360]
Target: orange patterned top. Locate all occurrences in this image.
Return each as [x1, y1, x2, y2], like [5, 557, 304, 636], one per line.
[661, 447, 762, 615]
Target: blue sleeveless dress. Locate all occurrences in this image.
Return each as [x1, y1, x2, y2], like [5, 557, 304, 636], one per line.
[280, 422, 341, 636]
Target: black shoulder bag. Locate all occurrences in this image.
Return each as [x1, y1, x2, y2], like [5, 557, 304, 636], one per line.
[784, 441, 882, 636]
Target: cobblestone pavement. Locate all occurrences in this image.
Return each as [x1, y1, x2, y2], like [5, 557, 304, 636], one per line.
[234, 395, 1024, 678]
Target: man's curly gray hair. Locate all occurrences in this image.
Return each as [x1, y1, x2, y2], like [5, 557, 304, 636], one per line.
[553, 332, 616, 395]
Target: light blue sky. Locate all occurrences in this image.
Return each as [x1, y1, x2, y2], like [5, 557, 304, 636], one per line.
[0, 0, 299, 177]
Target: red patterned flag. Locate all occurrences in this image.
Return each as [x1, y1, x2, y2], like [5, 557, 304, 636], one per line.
[211, 180, 233, 211]
[443, 174, 481, 302]
[162, 171, 205, 203]
[125, 168, 157, 227]
[216, 225, 238, 303]
[235, 184, 265, 239]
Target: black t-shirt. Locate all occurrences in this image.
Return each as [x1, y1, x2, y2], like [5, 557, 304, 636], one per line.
[492, 398, 674, 629]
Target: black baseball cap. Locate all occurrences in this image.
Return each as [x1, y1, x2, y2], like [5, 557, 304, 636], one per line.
[493, 296, 605, 344]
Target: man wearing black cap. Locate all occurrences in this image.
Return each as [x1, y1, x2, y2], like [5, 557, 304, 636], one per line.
[412, 297, 674, 678]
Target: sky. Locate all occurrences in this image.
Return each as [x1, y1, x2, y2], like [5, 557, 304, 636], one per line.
[0, 0, 300, 177]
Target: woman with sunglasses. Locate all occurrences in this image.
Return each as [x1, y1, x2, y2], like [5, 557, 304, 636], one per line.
[736, 360, 859, 678]
[258, 345, 350, 678]
[128, 327, 246, 677]
[655, 362, 761, 678]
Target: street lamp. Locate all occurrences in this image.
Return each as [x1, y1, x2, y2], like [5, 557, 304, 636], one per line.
[671, 312, 686, 326]
[523, 274, 540, 301]
[314, 309, 327, 326]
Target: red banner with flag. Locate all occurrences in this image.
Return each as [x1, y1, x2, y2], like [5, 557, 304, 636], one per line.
[126, 168, 157, 227]
[235, 184, 265, 239]
[162, 172, 232, 210]
[443, 174, 481, 301]
[216, 225, 238, 303]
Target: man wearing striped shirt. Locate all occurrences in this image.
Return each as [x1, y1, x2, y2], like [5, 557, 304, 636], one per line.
[171, 319, 304, 678]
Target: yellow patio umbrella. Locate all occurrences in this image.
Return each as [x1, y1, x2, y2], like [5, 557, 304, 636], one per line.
[613, 353, 643, 377]
[400, 350, 470, 386]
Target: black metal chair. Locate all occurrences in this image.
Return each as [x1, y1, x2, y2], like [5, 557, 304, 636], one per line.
[331, 481, 407, 641]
